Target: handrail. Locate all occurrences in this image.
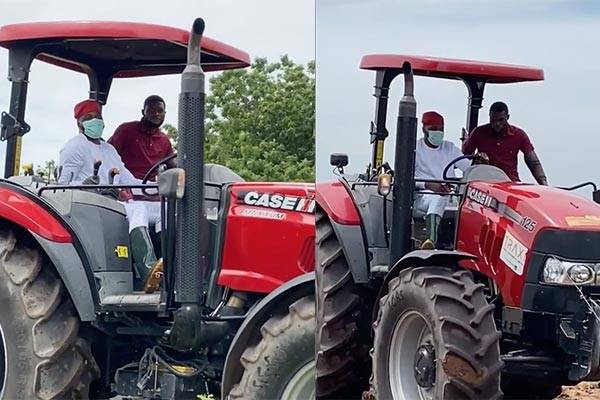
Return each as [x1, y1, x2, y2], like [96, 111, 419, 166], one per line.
[559, 181, 597, 192]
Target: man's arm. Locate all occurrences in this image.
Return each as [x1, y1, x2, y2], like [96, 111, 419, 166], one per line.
[451, 143, 471, 172]
[107, 124, 125, 153]
[520, 132, 547, 185]
[524, 150, 548, 185]
[58, 143, 85, 185]
[110, 149, 142, 185]
[462, 128, 478, 154]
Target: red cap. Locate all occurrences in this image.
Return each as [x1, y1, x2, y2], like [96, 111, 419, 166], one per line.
[422, 111, 444, 128]
[74, 99, 101, 120]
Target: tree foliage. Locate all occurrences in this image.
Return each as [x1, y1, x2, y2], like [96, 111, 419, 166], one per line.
[164, 56, 315, 182]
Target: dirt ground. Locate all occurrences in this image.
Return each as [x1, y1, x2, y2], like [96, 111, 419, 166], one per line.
[560, 382, 600, 399]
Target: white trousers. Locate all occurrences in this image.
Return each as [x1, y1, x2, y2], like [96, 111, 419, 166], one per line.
[414, 191, 449, 219]
[122, 201, 162, 233]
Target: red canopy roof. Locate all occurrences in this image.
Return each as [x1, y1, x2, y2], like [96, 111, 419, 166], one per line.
[0, 21, 251, 76]
[360, 54, 544, 83]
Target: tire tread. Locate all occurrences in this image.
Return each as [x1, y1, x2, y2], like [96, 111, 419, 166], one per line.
[0, 226, 99, 399]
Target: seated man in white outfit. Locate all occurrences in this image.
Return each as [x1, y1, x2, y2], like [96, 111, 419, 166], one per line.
[414, 111, 470, 249]
[59, 99, 162, 292]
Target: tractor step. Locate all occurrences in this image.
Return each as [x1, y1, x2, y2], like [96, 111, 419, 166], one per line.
[371, 264, 389, 276]
[100, 293, 162, 311]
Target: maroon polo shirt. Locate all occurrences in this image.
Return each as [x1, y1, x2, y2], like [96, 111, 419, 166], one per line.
[462, 123, 534, 182]
[109, 120, 174, 180]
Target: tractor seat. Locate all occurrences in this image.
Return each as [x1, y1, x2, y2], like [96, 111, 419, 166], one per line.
[461, 165, 510, 183]
[204, 163, 245, 183]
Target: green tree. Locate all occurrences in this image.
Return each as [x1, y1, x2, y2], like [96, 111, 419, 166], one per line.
[164, 56, 315, 182]
[163, 123, 179, 149]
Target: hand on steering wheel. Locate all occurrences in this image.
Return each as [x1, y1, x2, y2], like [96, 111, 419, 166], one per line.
[442, 154, 484, 181]
[474, 152, 490, 164]
[425, 181, 453, 193]
[141, 153, 177, 196]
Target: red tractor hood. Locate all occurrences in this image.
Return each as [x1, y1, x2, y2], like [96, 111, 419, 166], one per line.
[470, 181, 600, 233]
[217, 182, 315, 293]
[458, 181, 600, 306]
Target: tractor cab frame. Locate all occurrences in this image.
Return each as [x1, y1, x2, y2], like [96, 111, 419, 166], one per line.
[362, 54, 545, 176]
[0, 20, 250, 178]
[0, 19, 251, 320]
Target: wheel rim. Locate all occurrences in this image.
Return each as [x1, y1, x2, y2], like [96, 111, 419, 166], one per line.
[389, 310, 435, 400]
[280, 359, 316, 400]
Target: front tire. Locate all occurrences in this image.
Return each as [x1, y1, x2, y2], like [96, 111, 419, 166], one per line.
[371, 267, 503, 400]
[0, 225, 99, 399]
[227, 296, 315, 400]
[316, 208, 373, 399]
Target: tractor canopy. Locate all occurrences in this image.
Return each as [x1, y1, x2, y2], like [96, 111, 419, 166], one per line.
[0, 20, 251, 177]
[0, 21, 250, 79]
[360, 54, 544, 83]
[363, 54, 545, 170]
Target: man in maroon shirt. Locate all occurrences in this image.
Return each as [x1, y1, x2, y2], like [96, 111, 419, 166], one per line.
[463, 101, 548, 185]
[109, 95, 176, 180]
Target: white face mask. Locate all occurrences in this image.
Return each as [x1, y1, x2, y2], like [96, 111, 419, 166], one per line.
[427, 130, 444, 147]
[82, 118, 105, 139]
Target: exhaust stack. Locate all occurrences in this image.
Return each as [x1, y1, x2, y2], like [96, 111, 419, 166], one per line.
[389, 62, 417, 266]
[170, 17, 210, 349]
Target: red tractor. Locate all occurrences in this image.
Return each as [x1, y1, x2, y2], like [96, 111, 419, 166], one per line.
[0, 18, 315, 399]
[316, 55, 600, 399]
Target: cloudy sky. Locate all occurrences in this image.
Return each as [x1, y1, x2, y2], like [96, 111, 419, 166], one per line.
[317, 0, 600, 194]
[0, 0, 314, 176]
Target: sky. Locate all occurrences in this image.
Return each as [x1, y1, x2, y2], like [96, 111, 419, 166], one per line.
[0, 0, 314, 176]
[316, 0, 600, 195]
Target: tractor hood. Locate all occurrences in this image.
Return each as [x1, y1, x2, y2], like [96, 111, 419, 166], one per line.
[466, 181, 600, 234]
[458, 181, 600, 306]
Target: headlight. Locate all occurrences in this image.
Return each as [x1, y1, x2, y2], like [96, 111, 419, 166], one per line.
[542, 257, 598, 285]
[568, 264, 594, 284]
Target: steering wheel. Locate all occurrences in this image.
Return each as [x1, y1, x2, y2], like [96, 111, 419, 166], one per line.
[141, 153, 177, 195]
[442, 154, 481, 181]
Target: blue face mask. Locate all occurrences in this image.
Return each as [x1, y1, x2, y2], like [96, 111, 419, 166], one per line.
[427, 130, 444, 147]
[82, 118, 105, 139]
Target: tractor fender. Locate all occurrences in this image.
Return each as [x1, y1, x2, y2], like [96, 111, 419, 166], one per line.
[221, 272, 314, 396]
[0, 185, 71, 243]
[317, 181, 370, 283]
[30, 233, 97, 321]
[383, 249, 478, 289]
[0, 183, 98, 321]
[316, 181, 362, 225]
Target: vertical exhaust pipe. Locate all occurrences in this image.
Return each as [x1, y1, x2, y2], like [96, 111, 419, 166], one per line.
[389, 62, 417, 266]
[170, 17, 210, 349]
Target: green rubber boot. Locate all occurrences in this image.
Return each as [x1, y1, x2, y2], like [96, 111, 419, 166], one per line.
[421, 214, 442, 250]
[130, 226, 161, 292]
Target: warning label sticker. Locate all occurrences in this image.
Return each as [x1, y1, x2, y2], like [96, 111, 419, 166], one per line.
[565, 215, 600, 227]
[500, 231, 527, 276]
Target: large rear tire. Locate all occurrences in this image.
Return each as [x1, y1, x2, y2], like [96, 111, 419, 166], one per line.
[316, 208, 373, 399]
[370, 267, 503, 400]
[227, 296, 315, 400]
[0, 225, 99, 399]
